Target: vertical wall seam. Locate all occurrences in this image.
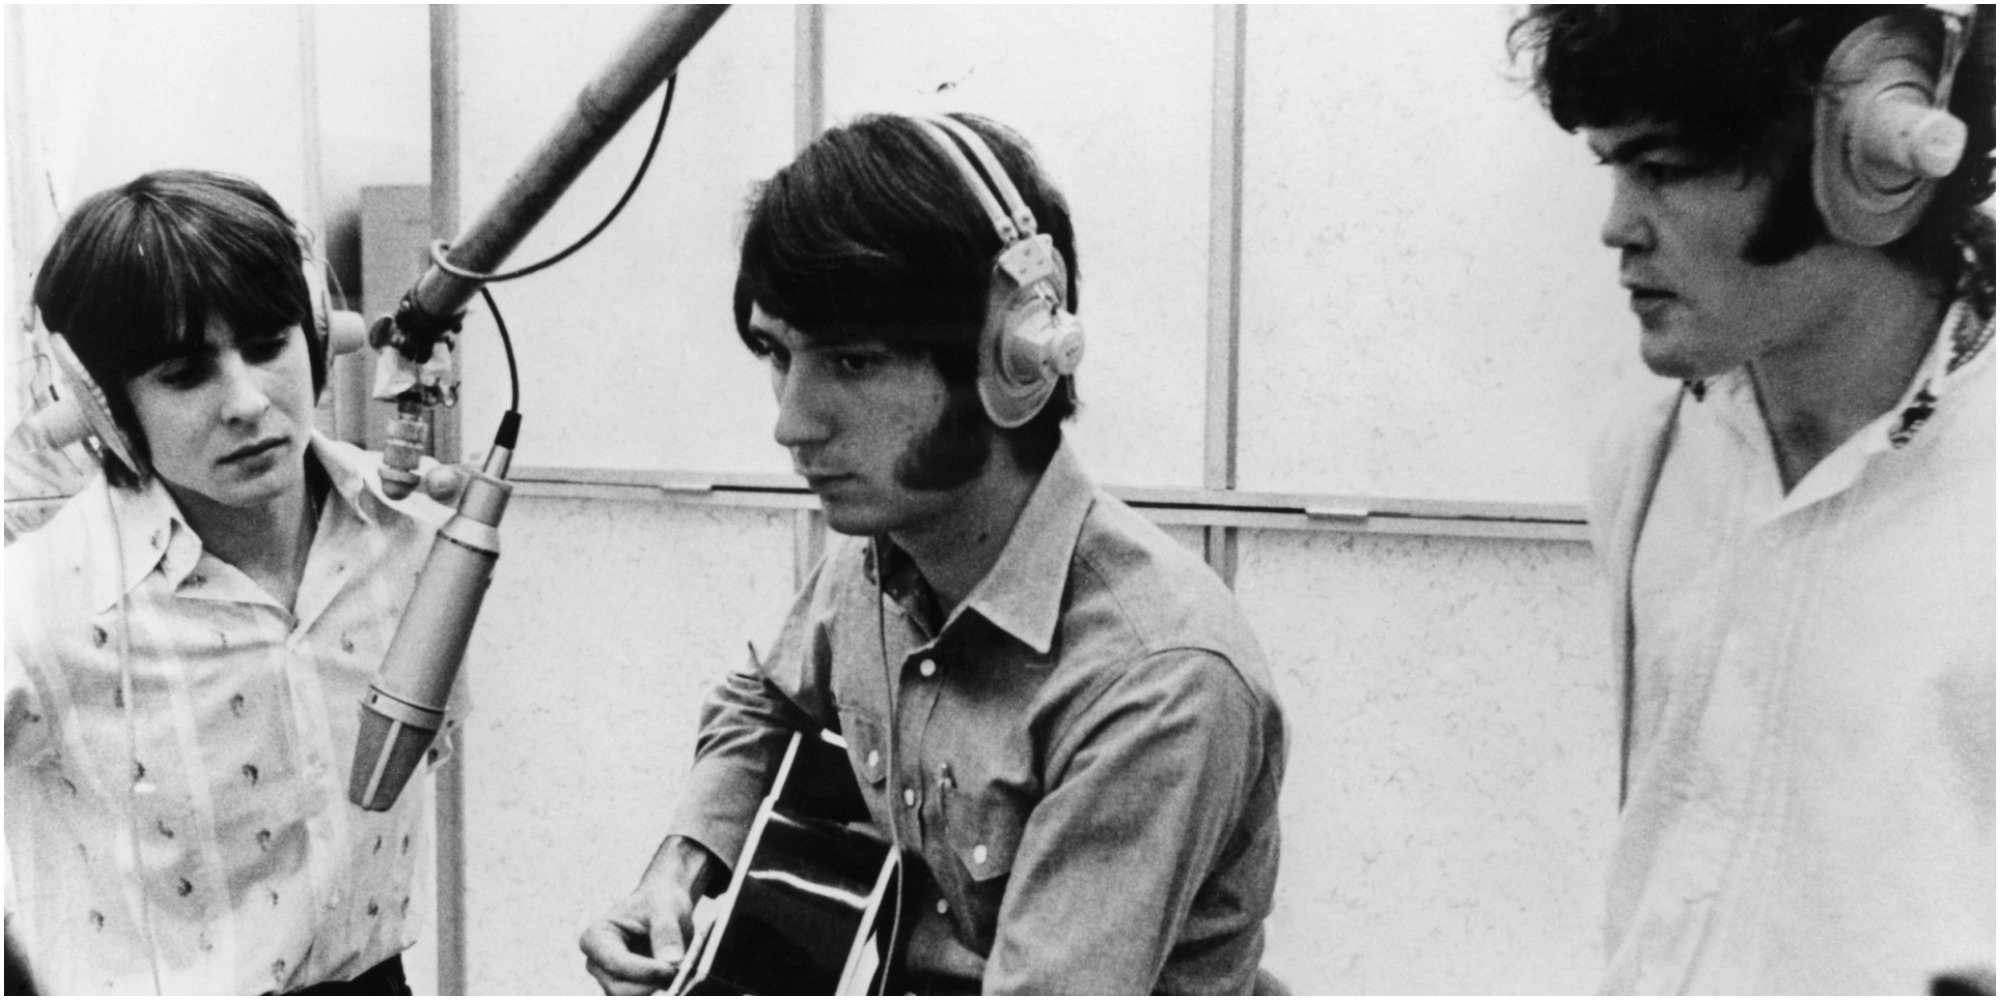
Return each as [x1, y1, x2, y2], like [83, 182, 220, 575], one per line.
[427, 5, 468, 995]
[792, 3, 828, 589]
[1205, 4, 1247, 586]
[296, 7, 326, 238]
[794, 5, 826, 152]
[6, 4, 44, 429]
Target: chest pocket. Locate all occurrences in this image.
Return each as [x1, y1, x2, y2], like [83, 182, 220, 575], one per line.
[941, 785, 1025, 883]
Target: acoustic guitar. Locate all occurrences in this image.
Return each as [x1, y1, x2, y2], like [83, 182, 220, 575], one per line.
[668, 729, 908, 995]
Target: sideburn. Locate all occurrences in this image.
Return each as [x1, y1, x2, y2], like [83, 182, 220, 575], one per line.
[895, 380, 991, 492]
[1741, 120, 1828, 265]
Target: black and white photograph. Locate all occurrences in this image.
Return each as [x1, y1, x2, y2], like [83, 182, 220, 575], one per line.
[2, 5, 1992, 995]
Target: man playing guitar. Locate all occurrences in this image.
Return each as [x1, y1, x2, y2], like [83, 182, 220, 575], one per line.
[578, 112, 1288, 994]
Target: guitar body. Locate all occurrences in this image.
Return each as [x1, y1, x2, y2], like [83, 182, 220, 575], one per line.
[671, 729, 907, 996]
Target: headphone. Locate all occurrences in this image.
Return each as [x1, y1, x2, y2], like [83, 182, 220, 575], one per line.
[1812, 5, 1981, 246]
[911, 115, 1085, 429]
[24, 230, 363, 479]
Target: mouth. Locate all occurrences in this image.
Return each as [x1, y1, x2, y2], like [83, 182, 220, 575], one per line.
[1621, 278, 1678, 322]
[1620, 275, 1674, 301]
[799, 471, 853, 492]
[220, 437, 288, 464]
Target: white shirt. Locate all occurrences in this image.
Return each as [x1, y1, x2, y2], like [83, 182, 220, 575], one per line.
[5, 436, 450, 994]
[1601, 302, 1995, 993]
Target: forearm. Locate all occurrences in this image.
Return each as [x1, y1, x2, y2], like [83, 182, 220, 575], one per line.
[667, 659, 813, 868]
[637, 834, 723, 903]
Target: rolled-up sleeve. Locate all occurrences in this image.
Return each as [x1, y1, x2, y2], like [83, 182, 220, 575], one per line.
[982, 648, 1270, 995]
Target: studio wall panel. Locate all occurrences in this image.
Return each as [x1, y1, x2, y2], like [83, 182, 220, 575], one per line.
[1238, 6, 1661, 503]
[454, 6, 799, 475]
[458, 498, 797, 994]
[1233, 528, 1617, 993]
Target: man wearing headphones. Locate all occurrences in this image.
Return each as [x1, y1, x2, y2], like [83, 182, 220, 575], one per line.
[580, 113, 1287, 994]
[5, 171, 451, 993]
[1511, 7, 1994, 993]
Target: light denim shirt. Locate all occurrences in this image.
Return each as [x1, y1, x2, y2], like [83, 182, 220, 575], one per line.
[5, 436, 450, 994]
[671, 442, 1288, 994]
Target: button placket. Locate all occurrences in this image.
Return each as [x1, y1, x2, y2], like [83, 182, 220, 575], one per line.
[892, 643, 947, 846]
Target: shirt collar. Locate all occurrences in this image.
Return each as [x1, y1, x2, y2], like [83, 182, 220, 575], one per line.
[1700, 294, 1993, 519]
[960, 442, 1096, 655]
[865, 441, 1095, 656]
[309, 433, 382, 528]
[1883, 296, 1992, 448]
[99, 470, 192, 612]
[94, 433, 380, 612]
[1701, 293, 1992, 448]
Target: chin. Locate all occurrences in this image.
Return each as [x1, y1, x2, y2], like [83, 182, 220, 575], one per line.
[1637, 335, 1713, 383]
[819, 504, 887, 538]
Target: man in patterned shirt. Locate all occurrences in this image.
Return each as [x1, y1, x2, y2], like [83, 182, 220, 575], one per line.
[1511, 7, 1995, 993]
[5, 171, 451, 993]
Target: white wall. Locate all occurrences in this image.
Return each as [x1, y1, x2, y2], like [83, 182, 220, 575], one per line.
[8, 5, 1646, 995]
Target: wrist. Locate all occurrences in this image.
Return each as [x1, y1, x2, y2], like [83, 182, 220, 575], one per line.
[644, 835, 722, 902]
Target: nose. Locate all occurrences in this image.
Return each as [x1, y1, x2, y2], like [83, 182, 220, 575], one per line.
[1599, 175, 1655, 252]
[215, 351, 271, 425]
[771, 363, 831, 451]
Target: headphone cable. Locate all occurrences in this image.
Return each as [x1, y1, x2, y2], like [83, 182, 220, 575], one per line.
[111, 489, 166, 994]
[872, 537, 907, 994]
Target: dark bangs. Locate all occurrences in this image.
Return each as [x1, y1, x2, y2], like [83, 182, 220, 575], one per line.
[35, 171, 310, 384]
[1510, 6, 1899, 161]
[732, 114, 1017, 380]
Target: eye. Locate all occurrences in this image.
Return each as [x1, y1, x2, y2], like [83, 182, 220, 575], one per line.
[1624, 155, 1704, 191]
[240, 331, 291, 364]
[148, 356, 212, 390]
[831, 352, 878, 377]
[747, 335, 791, 372]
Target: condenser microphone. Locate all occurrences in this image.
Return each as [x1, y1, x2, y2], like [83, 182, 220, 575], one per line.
[349, 411, 519, 811]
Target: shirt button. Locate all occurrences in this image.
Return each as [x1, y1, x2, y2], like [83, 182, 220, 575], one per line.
[902, 787, 918, 808]
[918, 659, 937, 678]
[973, 844, 988, 865]
[935, 898, 949, 915]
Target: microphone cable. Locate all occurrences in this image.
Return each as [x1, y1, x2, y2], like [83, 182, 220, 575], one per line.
[428, 74, 679, 285]
[477, 285, 522, 416]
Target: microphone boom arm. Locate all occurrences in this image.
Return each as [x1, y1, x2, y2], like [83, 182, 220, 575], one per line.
[371, 3, 729, 497]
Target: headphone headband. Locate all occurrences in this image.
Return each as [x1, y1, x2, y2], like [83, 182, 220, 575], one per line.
[917, 116, 1040, 245]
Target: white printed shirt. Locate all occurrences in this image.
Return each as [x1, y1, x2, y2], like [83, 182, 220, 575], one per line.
[1590, 300, 1995, 993]
[5, 435, 450, 994]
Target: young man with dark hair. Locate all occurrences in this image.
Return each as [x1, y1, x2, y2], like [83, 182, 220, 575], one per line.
[1512, 7, 1994, 993]
[580, 113, 1288, 995]
[5, 170, 450, 993]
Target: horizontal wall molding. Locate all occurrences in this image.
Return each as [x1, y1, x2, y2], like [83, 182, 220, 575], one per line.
[508, 464, 1590, 542]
